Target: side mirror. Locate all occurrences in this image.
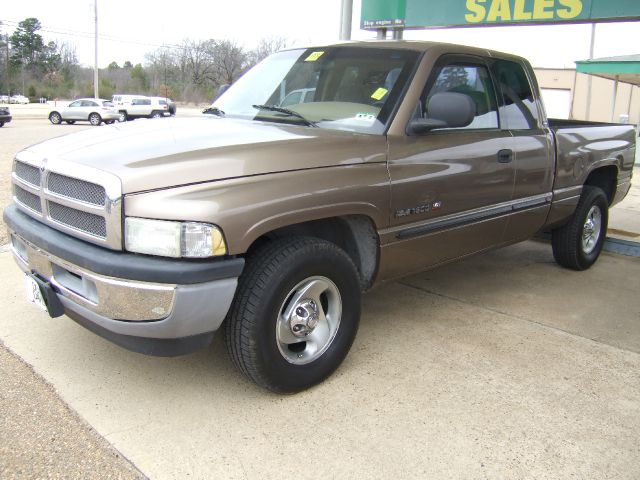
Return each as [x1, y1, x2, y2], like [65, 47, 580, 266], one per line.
[407, 92, 476, 135]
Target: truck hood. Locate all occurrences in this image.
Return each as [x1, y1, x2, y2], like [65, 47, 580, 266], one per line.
[23, 117, 386, 194]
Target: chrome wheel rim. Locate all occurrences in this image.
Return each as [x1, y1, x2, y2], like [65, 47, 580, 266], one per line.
[89, 114, 100, 125]
[582, 205, 602, 255]
[276, 276, 342, 365]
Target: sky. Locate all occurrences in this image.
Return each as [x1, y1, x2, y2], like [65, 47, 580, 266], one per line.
[2, 0, 638, 69]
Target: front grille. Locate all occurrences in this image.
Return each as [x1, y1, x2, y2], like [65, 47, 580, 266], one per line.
[48, 173, 106, 206]
[15, 161, 41, 186]
[14, 185, 43, 213]
[48, 201, 107, 238]
[11, 156, 122, 249]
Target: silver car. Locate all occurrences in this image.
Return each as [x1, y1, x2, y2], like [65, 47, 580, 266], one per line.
[49, 98, 120, 126]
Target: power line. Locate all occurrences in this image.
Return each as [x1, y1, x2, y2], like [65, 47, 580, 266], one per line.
[0, 18, 184, 51]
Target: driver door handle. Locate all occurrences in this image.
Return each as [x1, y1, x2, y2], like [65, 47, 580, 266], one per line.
[497, 149, 513, 163]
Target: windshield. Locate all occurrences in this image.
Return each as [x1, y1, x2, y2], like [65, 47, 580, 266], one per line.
[213, 46, 420, 134]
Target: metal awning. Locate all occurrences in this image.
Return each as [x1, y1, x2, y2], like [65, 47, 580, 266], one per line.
[575, 54, 640, 86]
[575, 54, 640, 121]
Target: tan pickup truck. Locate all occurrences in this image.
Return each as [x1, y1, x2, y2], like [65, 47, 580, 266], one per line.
[5, 41, 636, 392]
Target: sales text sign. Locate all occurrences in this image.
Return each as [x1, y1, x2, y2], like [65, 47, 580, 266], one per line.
[361, 0, 640, 29]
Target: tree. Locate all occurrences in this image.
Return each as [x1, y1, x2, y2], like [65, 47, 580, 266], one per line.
[247, 36, 289, 66]
[130, 63, 148, 90]
[9, 18, 45, 67]
[211, 40, 247, 85]
[107, 61, 120, 70]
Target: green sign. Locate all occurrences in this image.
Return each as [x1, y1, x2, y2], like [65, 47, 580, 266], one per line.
[361, 0, 640, 29]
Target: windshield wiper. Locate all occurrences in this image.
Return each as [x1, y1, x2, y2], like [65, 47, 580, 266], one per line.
[252, 104, 317, 127]
[202, 106, 225, 117]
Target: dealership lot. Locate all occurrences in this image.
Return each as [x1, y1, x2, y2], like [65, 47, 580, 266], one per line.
[1, 114, 639, 479]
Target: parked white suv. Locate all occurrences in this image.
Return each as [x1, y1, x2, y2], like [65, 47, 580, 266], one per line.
[112, 95, 169, 121]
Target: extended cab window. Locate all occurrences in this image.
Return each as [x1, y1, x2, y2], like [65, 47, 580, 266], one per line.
[421, 63, 499, 130]
[491, 60, 539, 130]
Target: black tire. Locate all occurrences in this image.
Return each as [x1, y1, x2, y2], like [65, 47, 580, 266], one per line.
[225, 237, 361, 393]
[49, 112, 62, 125]
[0, 122, 4, 127]
[150, 111, 163, 119]
[88, 113, 102, 126]
[552, 185, 608, 270]
[118, 111, 127, 122]
[104, 120, 115, 125]
[65, 120, 75, 125]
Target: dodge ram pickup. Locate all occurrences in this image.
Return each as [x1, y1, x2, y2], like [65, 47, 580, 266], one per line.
[5, 41, 636, 393]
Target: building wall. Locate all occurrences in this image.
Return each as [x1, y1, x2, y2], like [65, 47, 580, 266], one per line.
[533, 68, 640, 124]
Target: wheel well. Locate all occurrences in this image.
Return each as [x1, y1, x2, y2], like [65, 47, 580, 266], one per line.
[246, 215, 379, 291]
[585, 166, 617, 205]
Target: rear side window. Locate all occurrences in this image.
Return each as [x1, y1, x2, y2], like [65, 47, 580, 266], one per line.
[423, 63, 499, 130]
[491, 60, 539, 130]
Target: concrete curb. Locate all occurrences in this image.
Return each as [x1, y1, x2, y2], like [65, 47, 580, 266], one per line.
[603, 237, 640, 257]
[534, 233, 640, 257]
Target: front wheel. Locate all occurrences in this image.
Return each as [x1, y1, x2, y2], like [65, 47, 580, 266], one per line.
[88, 113, 102, 126]
[49, 112, 62, 125]
[552, 185, 608, 270]
[118, 111, 127, 122]
[225, 237, 361, 393]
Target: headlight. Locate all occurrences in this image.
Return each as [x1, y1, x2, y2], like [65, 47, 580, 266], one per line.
[125, 217, 227, 258]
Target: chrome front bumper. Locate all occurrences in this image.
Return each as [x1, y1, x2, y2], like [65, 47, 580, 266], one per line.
[5, 205, 244, 356]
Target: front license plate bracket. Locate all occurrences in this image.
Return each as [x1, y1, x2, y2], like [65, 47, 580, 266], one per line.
[25, 273, 65, 318]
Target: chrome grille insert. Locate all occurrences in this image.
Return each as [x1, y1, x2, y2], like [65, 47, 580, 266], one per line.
[48, 201, 107, 238]
[48, 173, 106, 206]
[11, 154, 122, 250]
[14, 161, 41, 186]
[14, 185, 43, 213]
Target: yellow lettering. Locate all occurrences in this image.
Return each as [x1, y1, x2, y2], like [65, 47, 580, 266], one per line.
[513, 0, 533, 20]
[557, 0, 583, 19]
[487, 0, 512, 21]
[533, 0, 555, 19]
[465, 0, 487, 23]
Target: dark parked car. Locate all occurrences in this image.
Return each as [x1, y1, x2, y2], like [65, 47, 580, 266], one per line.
[0, 106, 11, 127]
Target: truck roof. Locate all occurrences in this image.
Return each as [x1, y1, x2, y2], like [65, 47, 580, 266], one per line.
[286, 40, 529, 65]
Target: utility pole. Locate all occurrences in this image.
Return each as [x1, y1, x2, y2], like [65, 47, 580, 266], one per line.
[94, 0, 99, 99]
[584, 23, 596, 121]
[339, 0, 353, 40]
[5, 34, 9, 97]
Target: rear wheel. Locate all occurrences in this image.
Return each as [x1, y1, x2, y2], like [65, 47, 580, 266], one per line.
[49, 112, 62, 125]
[0, 122, 4, 127]
[150, 111, 163, 119]
[225, 237, 361, 393]
[88, 113, 102, 126]
[552, 186, 608, 270]
[118, 111, 127, 122]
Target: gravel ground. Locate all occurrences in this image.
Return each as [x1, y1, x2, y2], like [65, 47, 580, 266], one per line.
[0, 342, 146, 479]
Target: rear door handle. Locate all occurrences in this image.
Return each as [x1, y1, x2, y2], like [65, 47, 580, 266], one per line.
[497, 149, 513, 163]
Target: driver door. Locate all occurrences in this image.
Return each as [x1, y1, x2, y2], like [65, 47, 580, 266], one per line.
[382, 55, 515, 280]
